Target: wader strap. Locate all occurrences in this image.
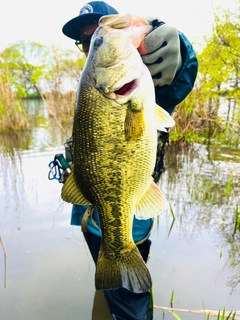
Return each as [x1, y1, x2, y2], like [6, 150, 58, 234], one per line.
[86, 209, 154, 245]
[81, 205, 94, 233]
[90, 213, 102, 233]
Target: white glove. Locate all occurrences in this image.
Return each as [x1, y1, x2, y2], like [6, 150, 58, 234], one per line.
[140, 18, 182, 87]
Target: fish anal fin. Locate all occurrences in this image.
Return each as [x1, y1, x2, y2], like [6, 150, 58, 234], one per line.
[155, 104, 175, 132]
[61, 167, 91, 205]
[136, 179, 169, 219]
[95, 245, 151, 293]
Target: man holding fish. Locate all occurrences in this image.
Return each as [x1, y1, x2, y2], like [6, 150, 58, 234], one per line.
[60, 1, 198, 319]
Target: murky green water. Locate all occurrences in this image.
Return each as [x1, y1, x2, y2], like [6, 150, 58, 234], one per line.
[0, 101, 239, 320]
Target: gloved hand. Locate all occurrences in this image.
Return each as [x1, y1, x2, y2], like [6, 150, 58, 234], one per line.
[140, 18, 182, 87]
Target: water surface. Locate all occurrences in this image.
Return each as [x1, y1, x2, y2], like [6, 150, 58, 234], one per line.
[0, 101, 239, 320]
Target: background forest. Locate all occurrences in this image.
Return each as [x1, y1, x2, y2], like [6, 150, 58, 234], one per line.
[0, 4, 239, 148]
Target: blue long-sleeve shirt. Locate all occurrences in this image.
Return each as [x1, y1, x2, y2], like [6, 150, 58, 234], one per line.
[70, 31, 198, 242]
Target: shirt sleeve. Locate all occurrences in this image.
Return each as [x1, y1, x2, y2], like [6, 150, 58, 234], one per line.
[155, 31, 198, 115]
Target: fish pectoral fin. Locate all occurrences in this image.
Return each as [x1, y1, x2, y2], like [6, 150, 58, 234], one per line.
[95, 244, 151, 293]
[136, 179, 169, 219]
[124, 107, 146, 141]
[61, 168, 91, 205]
[155, 104, 175, 132]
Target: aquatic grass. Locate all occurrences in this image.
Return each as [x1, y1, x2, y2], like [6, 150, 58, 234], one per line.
[168, 202, 176, 237]
[170, 289, 175, 308]
[168, 219, 175, 237]
[233, 204, 240, 234]
[0, 68, 31, 132]
[154, 298, 240, 319]
[45, 91, 75, 124]
[168, 290, 182, 319]
[154, 305, 240, 319]
[216, 308, 237, 320]
[218, 307, 226, 320]
[0, 236, 6, 288]
[149, 286, 154, 311]
[179, 214, 183, 223]
[202, 301, 211, 320]
[171, 311, 182, 319]
[225, 177, 233, 196]
[169, 202, 176, 220]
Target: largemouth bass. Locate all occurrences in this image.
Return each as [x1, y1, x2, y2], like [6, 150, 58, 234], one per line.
[61, 14, 175, 293]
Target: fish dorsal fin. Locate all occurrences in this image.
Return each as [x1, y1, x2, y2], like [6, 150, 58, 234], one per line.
[155, 104, 175, 132]
[61, 165, 91, 205]
[136, 179, 169, 219]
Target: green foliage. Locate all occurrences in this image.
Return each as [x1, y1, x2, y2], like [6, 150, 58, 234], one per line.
[234, 204, 240, 234]
[0, 67, 31, 132]
[43, 45, 85, 123]
[170, 312, 181, 320]
[198, 14, 240, 103]
[0, 41, 47, 99]
[44, 45, 85, 92]
[0, 4, 239, 135]
[225, 177, 233, 196]
[171, 2, 240, 145]
[169, 90, 206, 144]
[170, 289, 174, 308]
[0, 41, 85, 131]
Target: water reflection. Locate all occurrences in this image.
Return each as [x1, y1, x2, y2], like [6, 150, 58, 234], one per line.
[0, 146, 26, 218]
[0, 103, 72, 224]
[161, 143, 240, 295]
[0, 101, 240, 319]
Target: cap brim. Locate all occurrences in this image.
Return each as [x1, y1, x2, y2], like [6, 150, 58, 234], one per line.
[62, 13, 103, 40]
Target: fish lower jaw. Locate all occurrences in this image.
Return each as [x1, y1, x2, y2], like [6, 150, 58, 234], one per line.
[114, 79, 139, 95]
[101, 91, 134, 104]
[102, 81, 140, 103]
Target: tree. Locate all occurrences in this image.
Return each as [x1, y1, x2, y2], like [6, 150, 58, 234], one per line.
[43, 45, 85, 121]
[170, 2, 240, 144]
[200, 8, 240, 113]
[44, 45, 85, 94]
[0, 41, 47, 98]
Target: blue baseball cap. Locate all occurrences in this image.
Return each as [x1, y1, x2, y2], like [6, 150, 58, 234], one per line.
[62, 1, 118, 40]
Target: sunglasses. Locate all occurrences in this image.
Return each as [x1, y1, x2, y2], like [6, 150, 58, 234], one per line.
[75, 34, 93, 53]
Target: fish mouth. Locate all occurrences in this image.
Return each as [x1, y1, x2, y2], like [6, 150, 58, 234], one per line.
[114, 79, 138, 96]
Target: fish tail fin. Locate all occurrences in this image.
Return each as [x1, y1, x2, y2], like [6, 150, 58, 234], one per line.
[95, 245, 152, 293]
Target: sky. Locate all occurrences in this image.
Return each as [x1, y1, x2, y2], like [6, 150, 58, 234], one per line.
[0, 0, 237, 52]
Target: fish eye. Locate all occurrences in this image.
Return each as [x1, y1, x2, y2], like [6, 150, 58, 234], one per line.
[94, 37, 103, 49]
